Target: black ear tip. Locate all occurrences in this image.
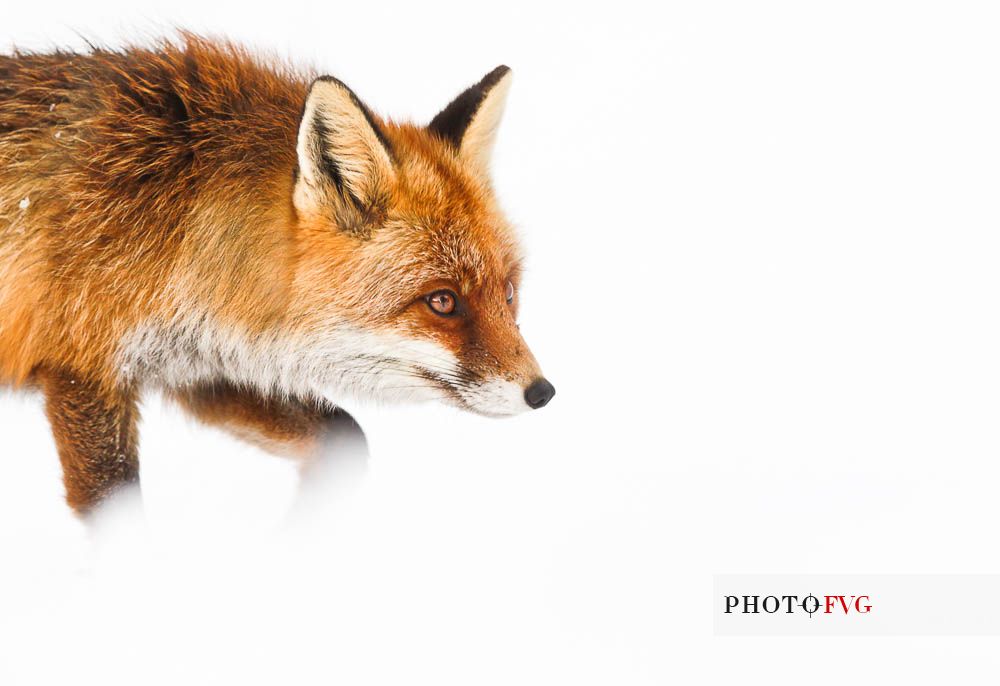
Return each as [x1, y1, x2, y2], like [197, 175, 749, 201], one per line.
[482, 65, 512, 86]
[428, 65, 512, 147]
[311, 74, 350, 91]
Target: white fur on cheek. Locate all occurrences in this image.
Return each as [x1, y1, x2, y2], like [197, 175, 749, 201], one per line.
[314, 329, 461, 406]
[455, 377, 530, 417]
[117, 314, 533, 417]
[116, 315, 460, 406]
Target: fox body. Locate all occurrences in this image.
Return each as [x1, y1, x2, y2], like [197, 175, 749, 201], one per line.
[0, 35, 553, 513]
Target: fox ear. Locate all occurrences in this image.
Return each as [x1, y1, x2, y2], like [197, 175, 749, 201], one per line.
[294, 76, 396, 235]
[428, 66, 512, 176]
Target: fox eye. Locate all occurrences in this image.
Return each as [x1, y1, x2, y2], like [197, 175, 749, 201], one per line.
[505, 280, 515, 305]
[426, 289, 458, 316]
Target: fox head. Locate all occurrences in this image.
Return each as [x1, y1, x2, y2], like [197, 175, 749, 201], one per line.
[286, 67, 554, 416]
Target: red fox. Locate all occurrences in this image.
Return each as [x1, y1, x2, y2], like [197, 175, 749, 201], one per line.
[0, 34, 554, 514]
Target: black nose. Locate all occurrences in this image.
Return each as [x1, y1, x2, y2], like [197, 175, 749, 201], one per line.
[524, 378, 556, 409]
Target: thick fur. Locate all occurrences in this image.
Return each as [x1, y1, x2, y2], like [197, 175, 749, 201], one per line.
[0, 35, 549, 513]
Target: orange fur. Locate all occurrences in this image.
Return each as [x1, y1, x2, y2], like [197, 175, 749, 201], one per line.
[0, 36, 307, 389]
[0, 34, 550, 512]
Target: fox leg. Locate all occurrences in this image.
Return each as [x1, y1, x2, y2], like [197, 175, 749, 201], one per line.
[40, 369, 140, 514]
[169, 381, 368, 464]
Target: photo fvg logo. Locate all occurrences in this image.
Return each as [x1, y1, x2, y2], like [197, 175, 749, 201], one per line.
[724, 594, 871, 618]
[716, 575, 1000, 636]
